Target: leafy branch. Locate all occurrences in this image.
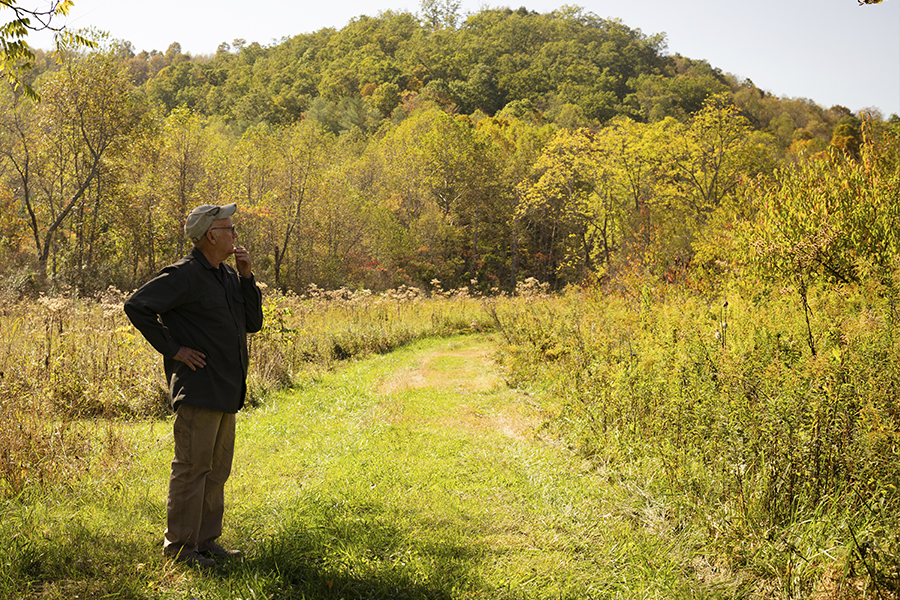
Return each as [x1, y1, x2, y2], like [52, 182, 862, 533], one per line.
[1, 1, 95, 100]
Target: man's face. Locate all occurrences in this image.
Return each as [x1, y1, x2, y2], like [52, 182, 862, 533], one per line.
[207, 216, 237, 259]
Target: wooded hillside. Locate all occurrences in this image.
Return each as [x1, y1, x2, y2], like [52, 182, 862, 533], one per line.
[1, 4, 895, 295]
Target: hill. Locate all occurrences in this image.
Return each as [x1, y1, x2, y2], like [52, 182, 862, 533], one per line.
[105, 5, 860, 146]
[2, 4, 893, 295]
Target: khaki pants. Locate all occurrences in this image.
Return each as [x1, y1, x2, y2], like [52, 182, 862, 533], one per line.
[163, 404, 236, 555]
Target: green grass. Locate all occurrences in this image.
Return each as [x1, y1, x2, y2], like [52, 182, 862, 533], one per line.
[0, 334, 737, 599]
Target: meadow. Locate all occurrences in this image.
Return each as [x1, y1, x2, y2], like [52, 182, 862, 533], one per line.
[1, 274, 898, 598]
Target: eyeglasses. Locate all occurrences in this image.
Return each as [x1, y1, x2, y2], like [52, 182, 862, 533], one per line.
[208, 226, 237, 235]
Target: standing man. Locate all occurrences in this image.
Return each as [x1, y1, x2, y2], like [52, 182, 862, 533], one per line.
[124, 203, 264, 569]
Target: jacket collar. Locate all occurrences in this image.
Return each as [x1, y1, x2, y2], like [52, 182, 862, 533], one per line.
[191, 247, 217, 270]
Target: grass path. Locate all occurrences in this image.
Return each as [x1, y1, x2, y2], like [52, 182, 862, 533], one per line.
[5, 334, 731, 599]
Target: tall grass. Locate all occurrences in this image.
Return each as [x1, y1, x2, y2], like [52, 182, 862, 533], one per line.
[248, 282, 495, 402]
[0, 286, 165, 499]
[490, 275, 900, 596]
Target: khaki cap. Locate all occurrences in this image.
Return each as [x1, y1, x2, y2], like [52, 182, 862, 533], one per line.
[184, 203, 237, 243]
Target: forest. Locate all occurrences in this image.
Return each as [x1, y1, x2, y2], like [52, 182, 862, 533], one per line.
[1, 3, 893, 296]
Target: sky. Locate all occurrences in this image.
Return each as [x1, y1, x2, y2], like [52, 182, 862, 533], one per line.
[25, 0, 900, 117]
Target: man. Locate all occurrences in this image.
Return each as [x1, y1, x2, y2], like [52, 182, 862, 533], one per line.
[124, 203, 264, 569]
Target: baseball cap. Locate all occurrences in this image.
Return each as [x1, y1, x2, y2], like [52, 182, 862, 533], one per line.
[184, 203, 237, 243]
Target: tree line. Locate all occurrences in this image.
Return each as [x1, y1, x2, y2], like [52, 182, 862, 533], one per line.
[0, 4, 895, 295]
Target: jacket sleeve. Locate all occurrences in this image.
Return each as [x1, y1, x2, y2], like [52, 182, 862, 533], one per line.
[241, 274, 264, 334]
[123, 268, 188, 358]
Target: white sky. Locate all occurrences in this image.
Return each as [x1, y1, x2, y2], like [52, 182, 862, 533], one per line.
[25, 0, 900, 117]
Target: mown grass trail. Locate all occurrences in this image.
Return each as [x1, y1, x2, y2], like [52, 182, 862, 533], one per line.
[6, 334, 733, 599]
[221, 333, 729, 600]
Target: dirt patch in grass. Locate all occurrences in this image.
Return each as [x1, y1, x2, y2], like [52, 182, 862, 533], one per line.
[445, 404, 538, 441]
[377, 340, 540, 440]
[378, 343, 500, 394]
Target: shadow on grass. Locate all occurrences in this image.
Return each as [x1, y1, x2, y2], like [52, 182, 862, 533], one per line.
[227, 502, 486, 600]
[5, 521, 479, 600]
[1, 524, 157, 599]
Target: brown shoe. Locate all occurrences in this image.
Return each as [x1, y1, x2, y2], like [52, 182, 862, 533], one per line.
[200, 542, 243, 559]
[166, 549, 216, 569]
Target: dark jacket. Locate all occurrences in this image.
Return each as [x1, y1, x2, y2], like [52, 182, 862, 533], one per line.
[124, 248, 264, 413]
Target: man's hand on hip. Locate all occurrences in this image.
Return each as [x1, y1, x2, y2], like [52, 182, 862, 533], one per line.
[174, 346, 207, 370]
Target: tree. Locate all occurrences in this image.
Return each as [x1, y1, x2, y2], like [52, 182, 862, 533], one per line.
[367, 82, 401, 118]
[420, 0, 461, 30]
[519, 127, 627, 284]
[111, 104, 166, 281]
[303, 157, 372, 289]
[19, 50, 139, 281]
[656, 94, 773, 224]
[157, 108, 212, 257]
[231, 120, 332, 288]
[478, 113, 556, 288]
[1, 0, 95, 99]
[746, 122, 900, 354]
[414, 112, 502, 281]
[270, 121, 332, 288]
[590, 117, 657, 270]
[368, 109, 501, 287]
[631, 56, 729, 122]
[751, 122, 900, 288]
[0, 86, 40, 253]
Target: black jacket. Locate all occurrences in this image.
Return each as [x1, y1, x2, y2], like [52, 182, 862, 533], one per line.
[124, 248, 264, 413]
